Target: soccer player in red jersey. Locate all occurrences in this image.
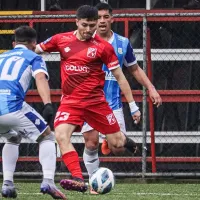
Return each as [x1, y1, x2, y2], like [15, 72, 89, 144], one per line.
[36, 5, 141, 193]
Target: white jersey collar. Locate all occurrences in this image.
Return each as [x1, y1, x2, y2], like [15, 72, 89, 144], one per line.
[14, 44, 28, 49]
[108, 31, 114, 44]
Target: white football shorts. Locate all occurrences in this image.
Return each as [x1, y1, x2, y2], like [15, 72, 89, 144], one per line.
[81, 107, 126, 135]
[0, 101, 48, 142]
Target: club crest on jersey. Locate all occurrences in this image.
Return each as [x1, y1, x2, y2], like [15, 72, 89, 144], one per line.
[87, 47, 97, 58]
[106, 113, 116, 125]
[118, 48, 123, 54]
[64, 47, 71, 52]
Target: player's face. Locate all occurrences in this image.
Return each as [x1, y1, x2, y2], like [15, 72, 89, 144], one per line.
[97, 10, 113, 35]
[76, 19, 97, 40]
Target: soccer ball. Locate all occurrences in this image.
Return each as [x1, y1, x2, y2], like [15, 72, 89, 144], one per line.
[89, 167, 115, 194]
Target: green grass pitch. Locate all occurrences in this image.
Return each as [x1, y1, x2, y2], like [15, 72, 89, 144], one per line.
[1, 182, 200, 200]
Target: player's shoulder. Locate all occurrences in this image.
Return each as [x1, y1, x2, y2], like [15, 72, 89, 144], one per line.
[21, 49, 43, 63]
[113, 32, 129, 43]
[54, 31, 75, 41]
[93, 33, 113, 49]
[0, 48, 39, 60]
[42, 31, 74, 45]
[24, 48, 41, 58]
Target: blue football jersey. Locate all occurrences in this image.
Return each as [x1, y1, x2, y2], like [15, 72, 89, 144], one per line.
[0, 45, 49, 115]
[103, 32, 137, 110]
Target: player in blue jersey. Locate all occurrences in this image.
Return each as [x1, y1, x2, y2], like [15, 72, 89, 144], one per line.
[81, 2, 162, 194]
[0, 26, 66, 199]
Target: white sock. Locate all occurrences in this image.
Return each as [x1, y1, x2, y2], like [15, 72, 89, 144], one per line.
[83, 148, 99, 178]
[2, 143, 19, 182]
[39, 140, 56, 180]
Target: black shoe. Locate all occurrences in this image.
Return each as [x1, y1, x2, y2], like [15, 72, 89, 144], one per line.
[183, 0, 200, 9]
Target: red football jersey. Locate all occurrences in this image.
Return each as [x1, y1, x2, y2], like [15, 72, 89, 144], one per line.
[38, 31, 120, 105]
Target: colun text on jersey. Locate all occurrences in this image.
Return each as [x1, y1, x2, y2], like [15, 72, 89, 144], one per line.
[65, 65, 90, 74]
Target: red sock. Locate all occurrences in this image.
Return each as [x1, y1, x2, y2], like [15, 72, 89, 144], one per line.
[62, 151, 83, 180]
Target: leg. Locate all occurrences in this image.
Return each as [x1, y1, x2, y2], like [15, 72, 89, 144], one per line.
[1, 132, 21, 198]
[106, 131, 126, 154]
[83, 127, 99, 178]
[55, 123, 87, 193]
[106, 131, 137, 155]
[38, 127, 66, 199]
[14, 102, 66, 199]
[84, 102, 138, 155]
[83, 141, 99, 194]
[81, 124, 100, 195]
[101, 108, 127, 155]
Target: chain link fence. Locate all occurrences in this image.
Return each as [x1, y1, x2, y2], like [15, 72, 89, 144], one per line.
[0, 10, 200, 178]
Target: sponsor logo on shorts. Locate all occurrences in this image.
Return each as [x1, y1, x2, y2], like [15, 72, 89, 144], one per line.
[87, 47, 97, 58]
[19, 129, 32, 138]
[65, 65, 90, 74]
[106, 113, 116, 125]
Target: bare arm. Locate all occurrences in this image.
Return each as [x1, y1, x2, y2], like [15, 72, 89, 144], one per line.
[111, 67, 141, 123]
[112, 67, 134, 103]
[128, 63, 162, 107]
[35, 72, 51, 105]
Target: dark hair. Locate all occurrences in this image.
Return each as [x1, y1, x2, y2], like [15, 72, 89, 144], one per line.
[76, 5, 98, 20]
[95, 2, 113, 15]
[15, 26, 37, 43]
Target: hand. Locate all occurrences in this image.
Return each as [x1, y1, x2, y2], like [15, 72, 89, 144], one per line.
[132, 110, 141, 124]
[42, 103, 54, 124]
[148, 87, 162, 107]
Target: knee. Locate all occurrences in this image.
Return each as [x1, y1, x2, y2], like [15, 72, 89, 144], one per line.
[108, 137, 124, 149]
[85, 139, 99, 151]
[108, 140, 124, 155]
[84, 130, 99, 151]
[107, 132, 126, 153]
[109, 139, 125, 155]
[38, 131, 55, 144]
[55, 130, 66, 143]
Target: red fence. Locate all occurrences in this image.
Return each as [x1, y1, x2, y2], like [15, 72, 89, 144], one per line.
[1, 10, 200, 177]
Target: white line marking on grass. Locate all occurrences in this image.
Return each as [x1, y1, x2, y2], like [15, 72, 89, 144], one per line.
[18, 193, 42, 195]
[114, 192, 200, 197]
[17, 192, 200, 197]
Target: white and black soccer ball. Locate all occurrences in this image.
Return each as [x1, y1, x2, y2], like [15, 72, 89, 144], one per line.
[89, 167, 115, 194]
